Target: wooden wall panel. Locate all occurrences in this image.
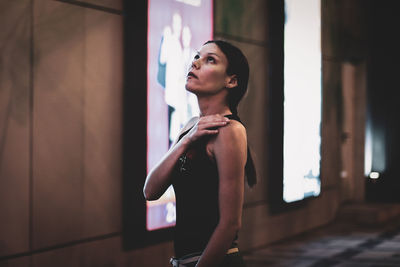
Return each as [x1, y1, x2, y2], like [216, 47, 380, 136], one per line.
[81, 237, 121, 267]
[340, 62, 366, 202]
[32, 245, 82, 267]
[120, 240, 174, 267]
[32, 0, 85, 249]
[83, 8, 123, 237]
[322, 0, 341, 59]
[322, 0, 368, 61]
[215, 0, 268, 43]
[321, 60, 342, 190]
[82, 237, 173, 267]
[0, 0, 31, 257]
[30, 237, 174, 267]
[0, 256, 31, 267]
[82, 0, 123, 11]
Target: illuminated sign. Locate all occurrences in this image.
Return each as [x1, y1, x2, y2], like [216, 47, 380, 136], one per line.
[147, 0, 213, 230]
[283, 0, 322, 202]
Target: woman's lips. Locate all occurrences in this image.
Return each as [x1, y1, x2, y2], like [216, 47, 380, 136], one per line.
[187, 71, 198, 79]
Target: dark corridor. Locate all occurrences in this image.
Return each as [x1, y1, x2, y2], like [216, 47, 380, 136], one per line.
[365, 0, 400, 203]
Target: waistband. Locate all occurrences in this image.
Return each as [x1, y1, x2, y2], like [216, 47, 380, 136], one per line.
[170, 247, 239, 267]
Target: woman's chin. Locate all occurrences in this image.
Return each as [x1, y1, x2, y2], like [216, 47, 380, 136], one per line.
[185, 85, 196, 93]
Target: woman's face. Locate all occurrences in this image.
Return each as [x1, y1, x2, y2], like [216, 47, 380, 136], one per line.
[185, 43, 232, 95]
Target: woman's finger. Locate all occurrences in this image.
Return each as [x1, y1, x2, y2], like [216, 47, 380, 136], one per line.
[198, 117, 229, 126]
[198, 121, 229, 130]
[201, 129, 219, 135]
[199, 114, 229, 123]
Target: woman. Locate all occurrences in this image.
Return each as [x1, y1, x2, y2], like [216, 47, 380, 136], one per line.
[144, 40, 256, 267]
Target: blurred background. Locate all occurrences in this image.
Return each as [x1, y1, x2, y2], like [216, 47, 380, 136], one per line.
[1, 0, 400, 266]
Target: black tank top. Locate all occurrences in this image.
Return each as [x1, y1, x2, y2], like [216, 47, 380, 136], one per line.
[172, 114, 241, 257]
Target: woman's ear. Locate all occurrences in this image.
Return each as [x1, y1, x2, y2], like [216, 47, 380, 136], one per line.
[226, 74, 238, 89]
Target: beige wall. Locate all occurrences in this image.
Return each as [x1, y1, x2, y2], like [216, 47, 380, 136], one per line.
[0, 0, 368, 266]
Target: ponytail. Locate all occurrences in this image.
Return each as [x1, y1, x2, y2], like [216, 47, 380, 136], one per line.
[245, 147, 257, 187]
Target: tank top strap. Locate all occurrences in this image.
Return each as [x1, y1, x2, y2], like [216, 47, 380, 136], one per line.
[224, 113, 242, 124]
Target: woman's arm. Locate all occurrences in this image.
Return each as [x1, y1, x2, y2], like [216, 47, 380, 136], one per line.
[143, 115, 230, 200]
[196, 121, 247, 267]
[143, 130, 191, 200]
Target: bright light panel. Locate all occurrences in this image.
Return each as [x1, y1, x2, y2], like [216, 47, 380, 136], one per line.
[283, 0, 322, 203]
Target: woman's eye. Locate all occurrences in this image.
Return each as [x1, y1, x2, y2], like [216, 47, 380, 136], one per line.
[207, 56, 215, 63]
[194, 54, 200, 60]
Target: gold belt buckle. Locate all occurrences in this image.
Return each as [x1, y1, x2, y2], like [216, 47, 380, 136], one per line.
[227, 247, 239, 254]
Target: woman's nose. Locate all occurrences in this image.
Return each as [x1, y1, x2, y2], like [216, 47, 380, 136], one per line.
[192, 58, 200, 69]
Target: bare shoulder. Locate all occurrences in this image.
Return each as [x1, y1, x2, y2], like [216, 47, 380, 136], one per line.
[217, 119, 246, 141]
[207, 120, 247, 157]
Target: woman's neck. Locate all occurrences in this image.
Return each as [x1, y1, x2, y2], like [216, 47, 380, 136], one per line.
[197, 94, 231, 117]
